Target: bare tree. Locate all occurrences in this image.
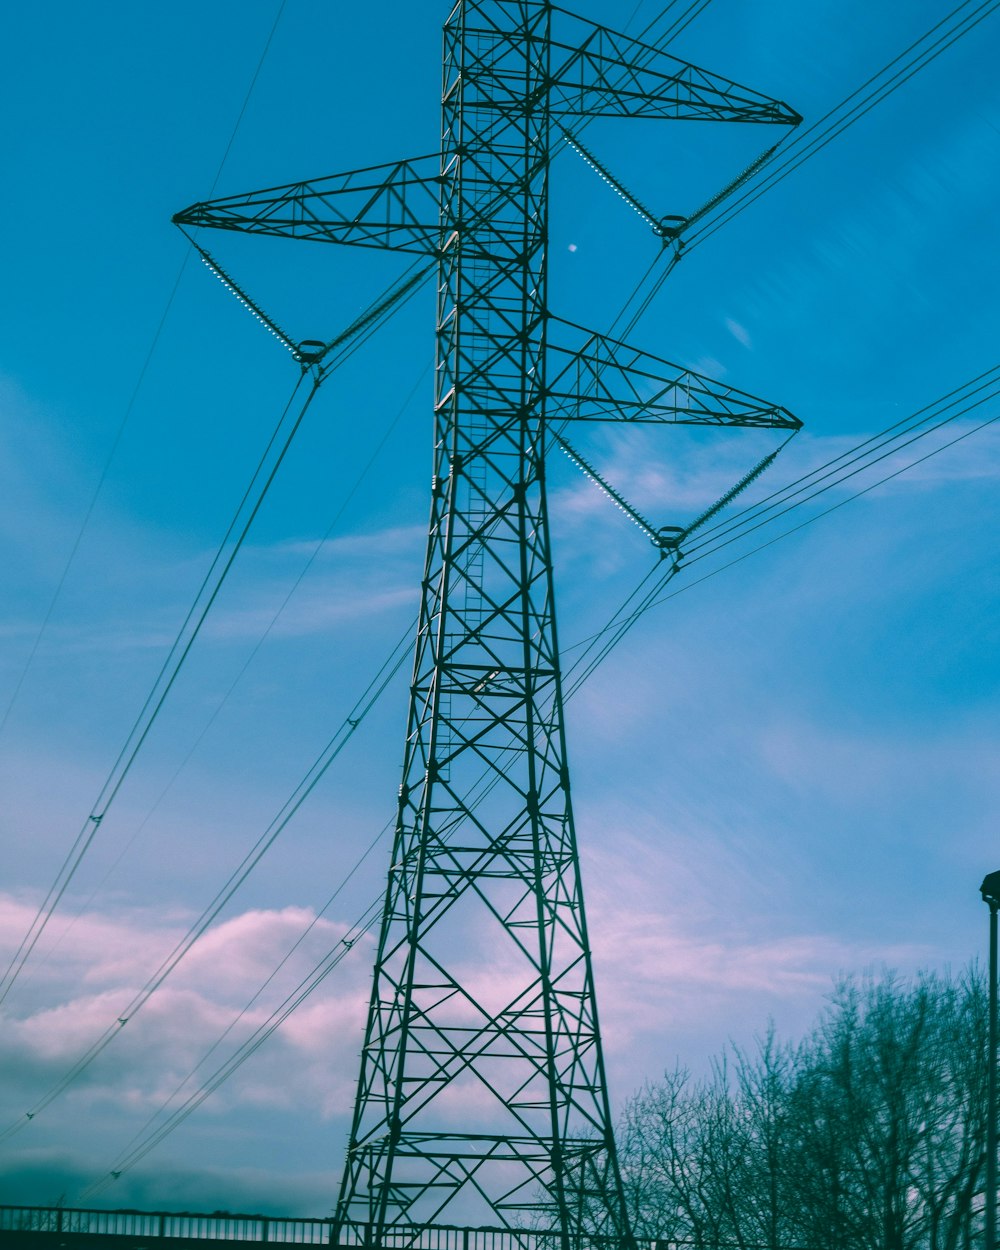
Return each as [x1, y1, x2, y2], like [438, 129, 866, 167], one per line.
[615, 966, 989, 1250]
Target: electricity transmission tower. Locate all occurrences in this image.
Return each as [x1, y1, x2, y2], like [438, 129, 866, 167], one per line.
[176, 3, 799, 1244]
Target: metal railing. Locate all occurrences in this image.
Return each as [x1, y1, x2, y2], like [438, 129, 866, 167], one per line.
[0, 1209, 642, 1249]
[0, 1210, 823, 1250]
[0, 1207, 329, 1245]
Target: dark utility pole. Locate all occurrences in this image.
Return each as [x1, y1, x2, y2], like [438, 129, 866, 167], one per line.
[983, 872, 1000, 1250]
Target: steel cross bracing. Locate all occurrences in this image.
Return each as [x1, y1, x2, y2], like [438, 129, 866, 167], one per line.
[175, 3, 800, 1246]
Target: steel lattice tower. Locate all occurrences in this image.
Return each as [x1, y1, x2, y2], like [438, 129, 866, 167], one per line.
[176, 3, 800, 1243]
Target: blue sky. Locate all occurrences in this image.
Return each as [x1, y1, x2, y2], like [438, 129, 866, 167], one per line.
[1, 0, 998, 1218]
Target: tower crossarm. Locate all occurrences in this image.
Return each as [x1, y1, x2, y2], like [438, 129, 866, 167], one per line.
[172, 155, 445, 256]
[547, 319, 801, 430]
[548, 10, 801, 125]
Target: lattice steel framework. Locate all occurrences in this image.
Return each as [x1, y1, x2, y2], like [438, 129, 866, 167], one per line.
[175, 3, 800, 1245]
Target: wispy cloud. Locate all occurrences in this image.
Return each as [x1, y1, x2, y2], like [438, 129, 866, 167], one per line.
[725, 318, 752, 348]
[551, 418, 1000, 557]
[580, 831, 931, 1074]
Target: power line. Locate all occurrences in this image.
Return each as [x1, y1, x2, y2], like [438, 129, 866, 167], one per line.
[682, 365, 1000, 549]
[0, 260, 431, 1009]
[685, 0, 1000, 248]
[562, 381, 1000, 690]
[0, 370, 311, 1008]
[0, 0, 289, 745]
[684, 381, 1000, 561]
[0, 624, 414, 1145]
[82, 892, 386, 1198]
[18, 364, 431, 990]
[0, 260, 191, 746]
[9, 0, 990, 1180]
[545, 0, 996, 690]
[647, 412, 1000, 613]
[80, 815, 395, 1201]
[207, 2, 288, 201]
[573, 0, 997, 361]
[639, 0, 712, 42]
[0, 0, 295, 992]
[74, 378, 999, 1190]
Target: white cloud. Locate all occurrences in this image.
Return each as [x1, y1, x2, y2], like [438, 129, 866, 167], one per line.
[0, 896, 371, 1124]
[203, 583, 415, 643]
[688, 356, 728, 379]
[4, 829, 923, 1186]
[725, 318, 752, 348]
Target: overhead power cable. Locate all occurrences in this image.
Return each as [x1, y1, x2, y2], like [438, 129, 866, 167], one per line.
[683, 373, 1000, 559]
[641, 412, 1000, 617]
[552, 0, 993, 617]
[638, 0, 712, 43]
[0, 0, 289, 745]
[15, 0, 993, 1172]
[0, 625, 414, 1146]
[80, 891, 386, 1198]
[0, 261, 191, 747]
[683, 365, 1000, 549]
[561, 378, 1000, 693]
[684, 0, 1000, 249]
[688, 402, 1000, 566]
[80, 810, 396, 1199]
[21, 364, 431, 988]
[73, 371, 999, 1188]
[0, 371, 308, 1009]
[0, 259, 432, 1009]
[581, 0, 997, 356]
